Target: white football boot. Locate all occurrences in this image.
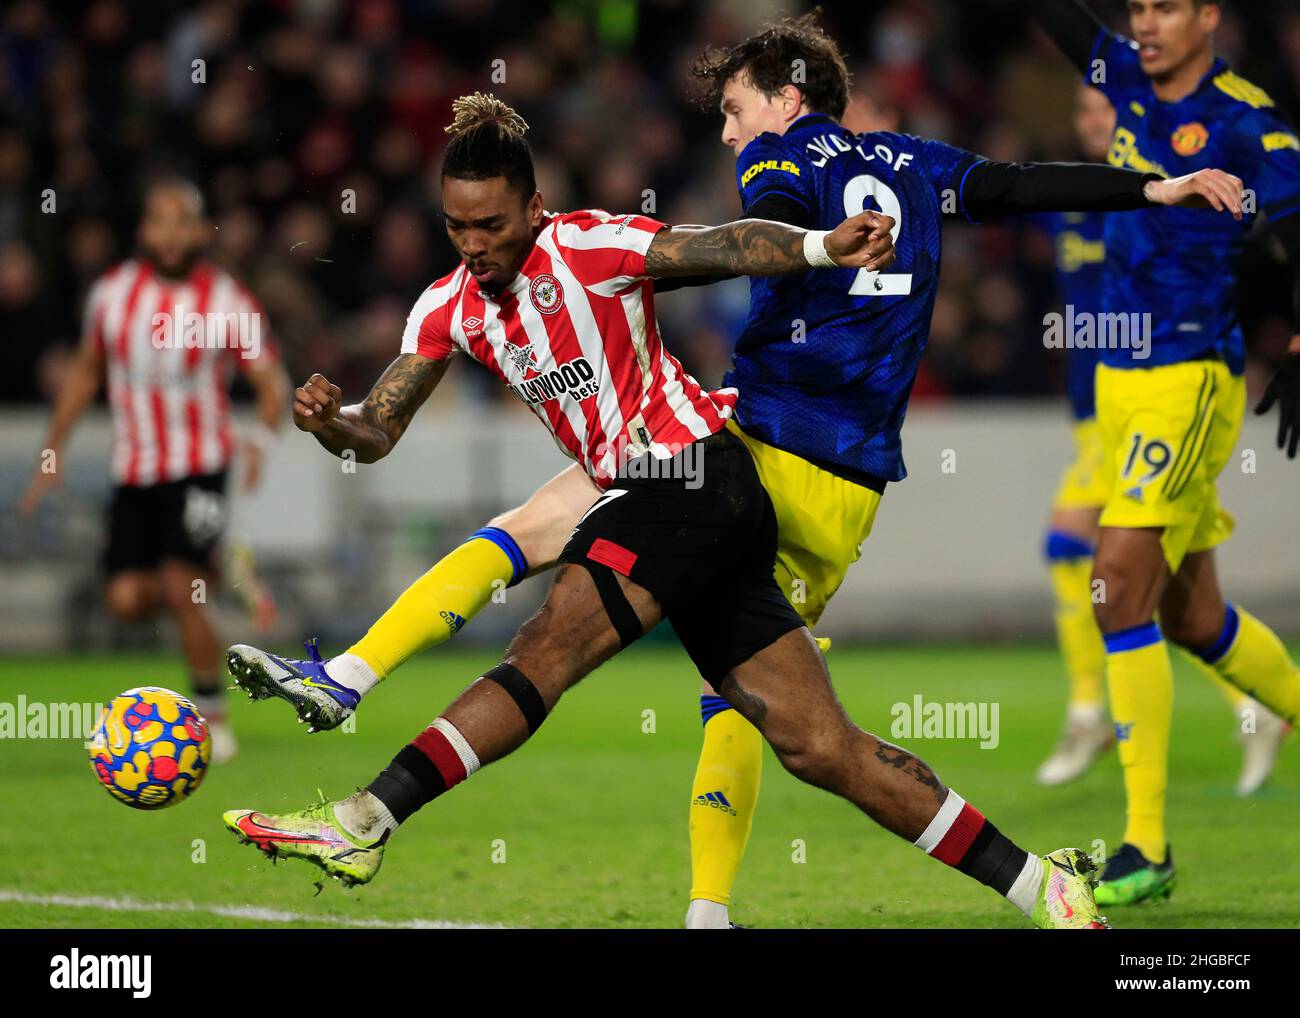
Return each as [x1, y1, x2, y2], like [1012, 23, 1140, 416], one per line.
[1036, 704, 1114, 786]
[1235, 699, 1290, 797]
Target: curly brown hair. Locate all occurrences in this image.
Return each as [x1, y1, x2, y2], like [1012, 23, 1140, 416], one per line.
[689, 10, 851, 120]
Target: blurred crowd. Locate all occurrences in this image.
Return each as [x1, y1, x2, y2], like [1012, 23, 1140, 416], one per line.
[2, 0, 1299, 410]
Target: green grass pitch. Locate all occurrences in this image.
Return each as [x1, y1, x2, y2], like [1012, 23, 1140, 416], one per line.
[2, 643, 1297, 928]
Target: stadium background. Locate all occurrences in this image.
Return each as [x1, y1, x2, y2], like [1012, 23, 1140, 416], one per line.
[1, 0, 1299, 653]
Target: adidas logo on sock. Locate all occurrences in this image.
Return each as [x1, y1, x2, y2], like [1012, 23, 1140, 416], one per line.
[693, 790, 737, 816]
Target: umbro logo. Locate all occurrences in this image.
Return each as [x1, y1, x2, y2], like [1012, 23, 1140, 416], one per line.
[463, 316, 483, 336]
[693, 790, 737, 816]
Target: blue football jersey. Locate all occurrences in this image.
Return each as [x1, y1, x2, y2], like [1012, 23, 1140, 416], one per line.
[1029, 210, 1107, 420]
[726, 113, 980, 482]
[1087, 31, 1300, 372]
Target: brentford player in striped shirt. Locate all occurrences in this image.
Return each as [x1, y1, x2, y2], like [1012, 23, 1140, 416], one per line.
[220, 95, 1104, 927]
[396, 205, 739, 485]
[20, 178, 289, 762]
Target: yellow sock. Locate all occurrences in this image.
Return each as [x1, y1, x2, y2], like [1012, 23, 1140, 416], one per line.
[1176, 649, 1249, 713]
[1104, 624, 1173, 864]
[1048, 554, 1105, 707]
[1193, 605, 1300, 726]
[349, 528, 524, 679]
[689, 699, 763, 906]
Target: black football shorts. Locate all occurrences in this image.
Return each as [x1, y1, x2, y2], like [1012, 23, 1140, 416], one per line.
[557, 427, 804, 687]
[104, 471, 229, 575]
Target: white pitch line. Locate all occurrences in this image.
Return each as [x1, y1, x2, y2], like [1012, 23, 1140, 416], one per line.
[0, 889, 506, 929]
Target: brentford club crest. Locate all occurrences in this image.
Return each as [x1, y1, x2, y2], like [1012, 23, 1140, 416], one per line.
[530, 273, 564, 315]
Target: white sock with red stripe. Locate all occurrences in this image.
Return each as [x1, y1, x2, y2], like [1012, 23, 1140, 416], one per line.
[915, 789, 1044, 917]
[342, 716, 482, 839]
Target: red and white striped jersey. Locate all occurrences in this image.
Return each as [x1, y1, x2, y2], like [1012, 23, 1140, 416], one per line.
[400, 209, 737, 487]
[84, 259, 277, 487]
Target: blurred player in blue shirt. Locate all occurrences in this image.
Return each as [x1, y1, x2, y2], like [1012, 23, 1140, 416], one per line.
[1029, 0, 1300, 906]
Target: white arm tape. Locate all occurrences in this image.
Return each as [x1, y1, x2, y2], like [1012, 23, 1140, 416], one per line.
[802, 229, 836, 269]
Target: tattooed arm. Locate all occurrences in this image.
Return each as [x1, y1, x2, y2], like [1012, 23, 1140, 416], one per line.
[643, 211, 895, 279]
[292, 353, 450, 463]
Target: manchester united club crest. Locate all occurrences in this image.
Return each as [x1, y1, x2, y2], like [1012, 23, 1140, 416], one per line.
[529, 273, 564, 315]
[1171, 122, 1209, 157]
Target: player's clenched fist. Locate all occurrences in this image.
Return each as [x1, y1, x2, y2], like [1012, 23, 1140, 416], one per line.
[825, 211, 897, 271]
[293, 373, 343, 432]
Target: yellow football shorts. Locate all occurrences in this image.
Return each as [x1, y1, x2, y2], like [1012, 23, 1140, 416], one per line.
[726, 420, 882, 628]
[1053, 415, 1110, 511]
[1095, 359, 1244, 572]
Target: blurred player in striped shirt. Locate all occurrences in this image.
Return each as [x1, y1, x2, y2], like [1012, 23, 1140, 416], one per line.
[20, 178, 289, 762]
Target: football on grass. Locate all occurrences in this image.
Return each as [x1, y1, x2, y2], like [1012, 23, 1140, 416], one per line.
[88, 687, 211, 809]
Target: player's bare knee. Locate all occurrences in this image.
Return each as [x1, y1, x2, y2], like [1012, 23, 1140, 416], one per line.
[1160, 601, 1224, 650]
[105, 577, 148, 620]
[1092, 529, 1170, 631]
[505, 604, 572, 676]
[772, 729, 844, 789]
[776, 744, 838, 790]
[485, 508, 539, 568]
[1092, 559, 1155, 631]
[490, 470, 593, 573]
[485, 506, 519, 533]
[1091, 549, 1128, 596]
[1049, 506, 1100, 546]
[104, 584, 132, 620]
[159, 564, 204, 614]
[1159, 572, 1226, 650]
[504, 567, 625, 695]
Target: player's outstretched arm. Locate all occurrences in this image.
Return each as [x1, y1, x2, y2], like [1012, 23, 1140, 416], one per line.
[644, 212, 895, 279]
[960, 161, 1243, 219]
[18, 340, 104, 515]
[293, 353, 450, 463]
[1021, 0, 1109, 73]
[652, 194, 818, 293]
